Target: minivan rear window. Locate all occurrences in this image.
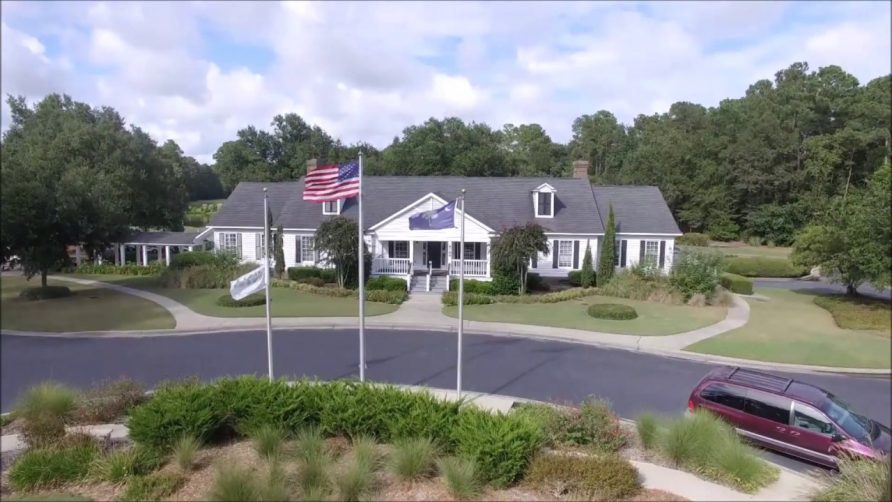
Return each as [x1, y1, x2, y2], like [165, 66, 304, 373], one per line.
[744, 389, 792, 425]
[700, 383, 746, 410]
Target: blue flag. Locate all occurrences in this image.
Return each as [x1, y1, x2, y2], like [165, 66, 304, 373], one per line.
[409, 200, 456, 230]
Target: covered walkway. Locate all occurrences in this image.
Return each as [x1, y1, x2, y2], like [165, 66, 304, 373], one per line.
[114, 231, 204, 266]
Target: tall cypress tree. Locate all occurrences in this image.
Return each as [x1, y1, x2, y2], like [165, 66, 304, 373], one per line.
[597, 205, 616, 286]
[274, 224, 285, 279]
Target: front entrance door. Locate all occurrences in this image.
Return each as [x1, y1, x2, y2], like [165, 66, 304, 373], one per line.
[427, 242, 442, 269]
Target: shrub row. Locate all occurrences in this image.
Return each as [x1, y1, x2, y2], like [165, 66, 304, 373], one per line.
[597, 273, 684, 305]
[448, 278, 494, 295]
[287, 267, 337, 283]
[271, 279, 406, 304]
[567, 270, 596, 287]
[719, 273, 753, 295]
[366, 276, 407, 291]
[169, 251, 237, 270]
[724, 256, 807, 278]
[9, 435, 100, 491]
[677, 232, 710, 247]
[440, 287, 599, 306]
[587, 303, 638, 320]
[72, 262, 166, 276]
[127, 378, 542, 486]
[159, 263, 257, 289]
[19, 286, 72, 301]
[215, 293, 267, 307]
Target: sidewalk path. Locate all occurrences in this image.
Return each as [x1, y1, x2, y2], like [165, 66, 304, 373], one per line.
[11, 275, 886, 375]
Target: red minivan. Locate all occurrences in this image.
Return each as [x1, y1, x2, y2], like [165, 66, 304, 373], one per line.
[688, 366, 891, 468]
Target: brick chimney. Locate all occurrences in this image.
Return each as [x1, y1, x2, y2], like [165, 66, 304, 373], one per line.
[572, 160, 590, 179]
[306, 158, 317, 175]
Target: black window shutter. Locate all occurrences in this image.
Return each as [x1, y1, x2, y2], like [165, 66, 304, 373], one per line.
[573, 241, 580, 269]
[453, 242, 459, 259]
[388, 241, 394, 257]
[659, 241, 666, 268]
[639, 240, 645, 263]
[620, 240, 627, 268]
[532, 253, 537, 268]
[296, 236, 302, 263]
[552, 240, 558, 268]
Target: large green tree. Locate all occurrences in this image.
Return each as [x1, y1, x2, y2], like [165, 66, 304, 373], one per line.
[500, 123, 567, 176]
[569, 110, 628, 180]
[490, 223, 549, 294]
[791, 163, 891, 294]
[1, 94, 188, 285]
[314, 216, 369, 288]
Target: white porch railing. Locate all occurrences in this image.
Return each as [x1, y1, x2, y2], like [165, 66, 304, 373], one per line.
[372, 258, 411, 275]
[448, 259, 488, 277]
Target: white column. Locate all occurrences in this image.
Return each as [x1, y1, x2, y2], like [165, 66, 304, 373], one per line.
[188, 246, 194, 252]
[120, 245, 126, 265]
[165, 246, 171, 266]
[486, 241, 491, 278]
[408, 239, 414, 270]
[141, 245, 148, 267]
[75, 246, 82, 266]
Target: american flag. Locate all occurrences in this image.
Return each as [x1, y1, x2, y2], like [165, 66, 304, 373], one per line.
[303, 161, 360, 202]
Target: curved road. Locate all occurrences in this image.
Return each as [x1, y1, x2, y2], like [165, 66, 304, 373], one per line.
[2, 329, 889, 428]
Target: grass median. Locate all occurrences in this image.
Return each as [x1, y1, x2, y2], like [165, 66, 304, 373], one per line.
[443, 295, 727, 336]
[1, 275, 175, 332]
[685, 288, 891, 369]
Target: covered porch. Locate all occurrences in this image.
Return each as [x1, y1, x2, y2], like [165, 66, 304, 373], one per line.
[371, 239, 491, 279]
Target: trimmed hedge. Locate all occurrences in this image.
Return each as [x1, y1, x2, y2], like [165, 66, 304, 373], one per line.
[159, 263, 257, 289]
[441, 287, 599, 306]
[448, 278, 494, 295]
[724, 256, 807, 278]
[127, 378, 541, 485]
[298, 277, 325, 287]
[719, 273, 753, 295]
[587, 303, 638, 320]
[366, 276, 408, 291]
[677, 233, 710, 247]
[19, 286, 72, 301]
[169, 251, 236, 270]
[287, 267, 337, 284]
[270, 279, 406, 304]
[526, 273, 551, 292]
[215, 293, 266, 307]
[73, 262, 166, 276]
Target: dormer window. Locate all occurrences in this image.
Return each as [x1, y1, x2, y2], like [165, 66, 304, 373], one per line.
[323, 200, 340, 215]
[533, 183, 555, 218]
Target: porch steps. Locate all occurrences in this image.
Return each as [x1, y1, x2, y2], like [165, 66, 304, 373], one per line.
[409, 274, 448, 294]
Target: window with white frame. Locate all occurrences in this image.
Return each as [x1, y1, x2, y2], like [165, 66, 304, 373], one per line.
[536, 191, 554, 217]
[644, 240, 659, 265]
[388, 241, 409, 259]
[221, 233, 241, 258]
[558, 240, 573, 267]
[323, 200, 340, 215]
[464, 242, 483, 260]
[255, 233, 266, 260]
[298, 235, 314, 263]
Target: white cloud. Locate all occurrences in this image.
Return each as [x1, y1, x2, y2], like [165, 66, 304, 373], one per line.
[1, 0, 889, 162]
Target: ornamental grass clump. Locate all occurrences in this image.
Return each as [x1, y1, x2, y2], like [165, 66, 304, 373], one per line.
[524, 453, 642, 500]
[636, 413, 659, 450]
[388, 437, 437, 481]
[251, 424, 286, 461]
[437, 456, 481, 500]
[15, 381, 78, 447]
[172, 434, 200, 472]
[10, 439, 99, 491]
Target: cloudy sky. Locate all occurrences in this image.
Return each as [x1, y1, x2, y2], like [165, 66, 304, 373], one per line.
[1, 1, 890, 163]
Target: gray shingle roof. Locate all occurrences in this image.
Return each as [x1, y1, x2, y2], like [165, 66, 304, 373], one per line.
[209, 177, 679, 236]
[591, 186, 682, 235]
[122, 232, 201, 245]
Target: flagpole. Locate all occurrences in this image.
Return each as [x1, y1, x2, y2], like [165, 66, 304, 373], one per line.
[263, 188, 274, 381]
[457, 189, 466, 398]
[358, 152, 366, 382]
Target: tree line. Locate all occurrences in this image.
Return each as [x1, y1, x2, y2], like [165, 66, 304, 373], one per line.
[2, 61, 889, 284]
[214, 62, 890, 245]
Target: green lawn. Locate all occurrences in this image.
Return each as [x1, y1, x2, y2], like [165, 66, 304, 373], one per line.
[1, 276, 175, 332]
[443, 295, 727, 336]
[686, 288, 891, 369]
[66, 274, 398, 318]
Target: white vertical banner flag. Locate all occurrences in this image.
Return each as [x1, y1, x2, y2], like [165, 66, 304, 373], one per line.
[229, 259, 267, 300]
[357, 151, 366, 381]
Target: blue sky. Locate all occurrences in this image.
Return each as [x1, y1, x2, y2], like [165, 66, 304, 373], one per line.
[1, 1, 889, 163]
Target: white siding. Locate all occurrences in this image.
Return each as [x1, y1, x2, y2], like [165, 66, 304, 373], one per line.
[283, 233, 298, 268]
[531, 235, 598, 278]
[372, 195, 492, 243]
[614, 235, 677, 273]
